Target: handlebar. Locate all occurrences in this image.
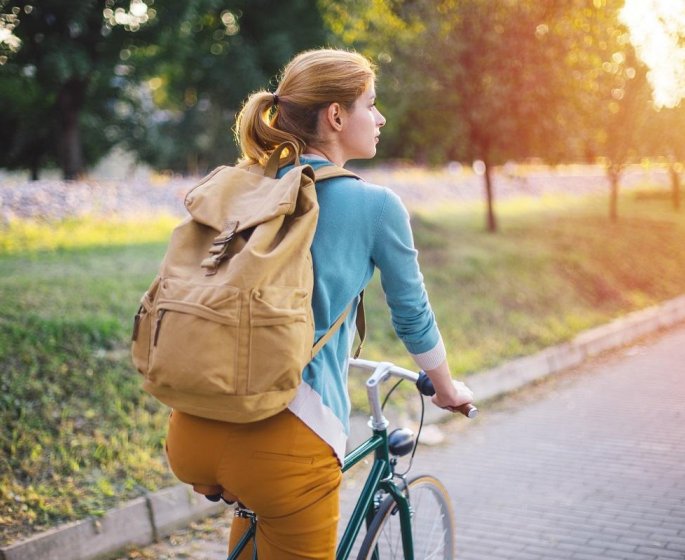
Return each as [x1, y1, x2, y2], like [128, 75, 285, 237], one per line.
[348, 359, 478, 429]
[416, 371, 478, 418]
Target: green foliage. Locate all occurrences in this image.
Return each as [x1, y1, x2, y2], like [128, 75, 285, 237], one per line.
[0, 240, 174, 544]
[1, 0, 674, 189]
[552, 0, 653, 168]
[128, 0, 330, 173]
[0, 0, 330, 178]
[0, 69, 56, 177]
[321, 0, 666, 227]
[0, 0, 155, 178]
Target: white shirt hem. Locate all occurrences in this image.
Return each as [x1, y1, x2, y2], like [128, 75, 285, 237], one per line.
[288, 382, 348, 464]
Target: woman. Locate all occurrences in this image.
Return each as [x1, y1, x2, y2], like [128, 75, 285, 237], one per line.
[165, 48, 474, 559]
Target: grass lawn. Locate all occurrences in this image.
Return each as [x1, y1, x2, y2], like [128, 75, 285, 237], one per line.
[1, 189, 685, 544]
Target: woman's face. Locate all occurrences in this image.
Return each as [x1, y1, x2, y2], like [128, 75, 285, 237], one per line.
[338, 84, 386, 163]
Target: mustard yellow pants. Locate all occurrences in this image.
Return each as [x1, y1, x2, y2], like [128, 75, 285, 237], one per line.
[166, 409, 342, 559]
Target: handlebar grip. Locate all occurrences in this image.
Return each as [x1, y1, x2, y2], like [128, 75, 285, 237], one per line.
[416, 371, 436, 396]
[450, 403, 479, 418]
[415, 371, 478, 418]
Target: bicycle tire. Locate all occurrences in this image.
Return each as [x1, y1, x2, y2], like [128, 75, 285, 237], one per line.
[356, 474, 455, 560]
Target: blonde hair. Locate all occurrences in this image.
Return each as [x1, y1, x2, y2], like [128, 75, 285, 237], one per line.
[235, 49, 376, 166]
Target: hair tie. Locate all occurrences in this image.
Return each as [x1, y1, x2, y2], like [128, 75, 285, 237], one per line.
[272, 93, 279, 106]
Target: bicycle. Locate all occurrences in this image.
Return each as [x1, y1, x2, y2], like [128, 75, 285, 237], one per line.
[222, 358, 477, 560]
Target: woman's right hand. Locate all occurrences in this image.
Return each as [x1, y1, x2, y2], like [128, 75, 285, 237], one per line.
[431, 379, 474, 412]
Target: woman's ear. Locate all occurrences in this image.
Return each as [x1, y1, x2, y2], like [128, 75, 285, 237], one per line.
[325, 102, 344, 131]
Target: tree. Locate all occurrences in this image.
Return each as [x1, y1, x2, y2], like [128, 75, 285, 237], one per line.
[0, 68, 55, 179]
[639, 102, 685, 211]
[319, 0, 451, 164]
[552, 0, 652, 222]
[323, 0, 572, 232]
[126, 0, 329, 173]
[0, 0, 162, 179]
[0, 0, 328, 179]
[429, 0, 578, 232]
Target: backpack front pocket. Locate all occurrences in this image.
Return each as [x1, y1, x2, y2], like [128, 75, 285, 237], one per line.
[148, 279, 241, 395]
[247, 287, 311, 394]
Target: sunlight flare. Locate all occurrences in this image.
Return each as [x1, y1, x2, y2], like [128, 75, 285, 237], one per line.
[621, 0, 685, 108]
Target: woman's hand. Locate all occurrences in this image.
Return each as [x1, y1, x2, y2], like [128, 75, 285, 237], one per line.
[431, 379, 474, 411]
[422, 359, 474, 412]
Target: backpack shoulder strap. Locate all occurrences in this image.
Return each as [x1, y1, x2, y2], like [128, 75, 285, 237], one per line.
[309, 166, 365, 359]
[311, 292, 366, 359]
[313, 164, 361, 182]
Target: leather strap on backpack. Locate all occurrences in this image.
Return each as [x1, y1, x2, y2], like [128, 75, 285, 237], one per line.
[313, 164, 360, 182]
[311, 292, 366, 360]
[201, 221, 240, 275]
[264, 142, 301, 178]
[352, 291, 366, 358]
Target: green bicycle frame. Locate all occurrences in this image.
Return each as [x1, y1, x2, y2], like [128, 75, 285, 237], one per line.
[230, 518, 257, 560]
[336, 425, 414, 560]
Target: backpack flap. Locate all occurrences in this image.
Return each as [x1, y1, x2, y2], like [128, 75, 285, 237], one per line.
[184, 164, 316, 233]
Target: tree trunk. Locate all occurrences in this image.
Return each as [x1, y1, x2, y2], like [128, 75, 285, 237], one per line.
[483, 162, 497, 233]
[57, 79, 87, 180]
[30, 164, 39, 181]
[608, 165, 620, 223]
[669, 162, 681, 211]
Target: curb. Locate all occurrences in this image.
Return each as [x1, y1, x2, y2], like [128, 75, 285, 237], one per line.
[0, 486, 223, 560]
[3, 294, 685, 560]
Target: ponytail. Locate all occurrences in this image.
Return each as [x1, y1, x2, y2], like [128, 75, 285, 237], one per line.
[234, 90, 305, 167]
[234, 49, 376, 167]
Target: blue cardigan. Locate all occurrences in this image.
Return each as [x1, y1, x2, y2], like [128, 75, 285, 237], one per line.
[281, 156, 446, 462]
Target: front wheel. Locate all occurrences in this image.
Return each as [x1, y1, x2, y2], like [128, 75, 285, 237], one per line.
[356, 475, 456, 560]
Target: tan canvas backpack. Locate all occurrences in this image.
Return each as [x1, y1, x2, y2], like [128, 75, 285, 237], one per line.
[131, 143, 364, 422]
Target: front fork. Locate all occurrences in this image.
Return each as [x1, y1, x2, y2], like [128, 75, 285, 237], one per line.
[378, 473, 414, 560]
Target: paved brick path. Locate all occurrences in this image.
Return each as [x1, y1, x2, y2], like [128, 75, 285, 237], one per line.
[120, 325, 685, 559]
[416, 325, 685, 560]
